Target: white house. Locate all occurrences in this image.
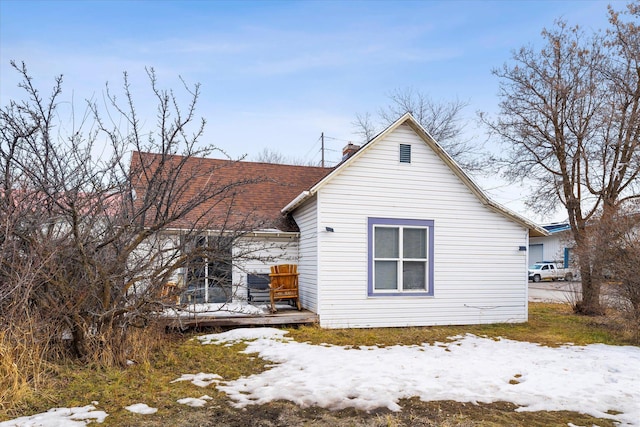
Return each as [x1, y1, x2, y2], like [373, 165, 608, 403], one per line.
[283, 113, 546, 328]
[137, 113, 547, 327]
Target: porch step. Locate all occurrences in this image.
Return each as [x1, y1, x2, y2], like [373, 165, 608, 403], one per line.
[162, 308, 318, 330]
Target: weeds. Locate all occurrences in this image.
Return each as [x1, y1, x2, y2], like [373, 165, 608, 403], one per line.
[0, 303, 636, 425]
[0, 319, 56, 415]
[287, 303, 633, 348]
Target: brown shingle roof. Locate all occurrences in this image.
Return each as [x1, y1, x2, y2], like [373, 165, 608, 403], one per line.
[130, 151, 331, 232]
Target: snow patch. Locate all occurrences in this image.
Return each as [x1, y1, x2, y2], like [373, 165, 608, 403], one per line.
[0, 405, 108, 427]
[198, 327, 289, 345]
[171, 373, 223, 387]
[177, 395, 213, 408]
[202, 328, 640, 426]
[124, 403, 157, 414]
[163, 303, 268, 318]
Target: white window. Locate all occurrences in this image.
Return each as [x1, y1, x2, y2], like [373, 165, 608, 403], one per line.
[368, 218, 434, 296]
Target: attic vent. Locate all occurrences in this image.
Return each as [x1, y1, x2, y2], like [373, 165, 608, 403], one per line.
[399, 144, 411, 163]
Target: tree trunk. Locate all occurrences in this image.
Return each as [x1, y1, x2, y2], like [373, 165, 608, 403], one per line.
[71, 317, 89, 359]
[572, 219, 604, 316]
[577, 267, 603, 315]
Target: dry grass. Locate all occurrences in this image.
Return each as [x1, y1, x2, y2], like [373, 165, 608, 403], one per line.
[0, 303, 634, 426]
[602, 286, 640, 344]
[287, 303, 633, 348]
[0, 321, 57, 414]
[0, 332, 29, 410]
[4, 333, 270, 425]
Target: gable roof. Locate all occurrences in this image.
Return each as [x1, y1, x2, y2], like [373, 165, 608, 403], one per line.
[130, 152, 331, 232]
[282, 113, 548, 238]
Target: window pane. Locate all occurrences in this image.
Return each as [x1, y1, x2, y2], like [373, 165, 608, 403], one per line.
[183, 277, 205, 304]
[206, 263, 232, 303]
[375, 227, 399, 258]
[403, 261, 426, 290]
[375, 261, 397, 289]
[208, 283, 231, 303]
[403, 228, 426, 259]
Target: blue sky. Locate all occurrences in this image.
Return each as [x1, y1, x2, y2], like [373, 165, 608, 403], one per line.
[0, 0, 618, 221]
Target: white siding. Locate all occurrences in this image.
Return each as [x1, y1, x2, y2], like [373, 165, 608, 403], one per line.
[129, 232, 182, 294]
[530, 233, 572, 265]
[312, 123, 529, 328]
[232, 234, 298, 302]
[292, 197, 319, 312]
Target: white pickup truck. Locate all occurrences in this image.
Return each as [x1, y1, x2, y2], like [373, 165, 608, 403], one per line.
[528, 262, 575, 282]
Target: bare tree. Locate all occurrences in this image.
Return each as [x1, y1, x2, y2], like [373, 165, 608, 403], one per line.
[352, 111, 377, 143]
[253, 147, 288, 164]
[252, 146, 321, 166]
[0, 62, 268, 365]
[353, 88, 482, 170]
[482, 3, 640, 315]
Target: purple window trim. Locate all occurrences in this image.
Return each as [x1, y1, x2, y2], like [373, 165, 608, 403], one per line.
[367, 217, 434, 297]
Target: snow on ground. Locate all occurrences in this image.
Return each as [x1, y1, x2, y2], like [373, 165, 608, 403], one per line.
[198, 327, 289, 345]
[199, 328, 640, 426]
[177, 395, 213, 408]
[170, 373, 223, 387]
[123, 403, 157, 414]
[162, 302, 268, 318]
[0, 405, 108, 427]
[3, 328, 639, 426]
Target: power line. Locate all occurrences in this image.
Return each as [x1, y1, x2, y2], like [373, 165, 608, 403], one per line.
[301, 134, 321, 160]
[302, 133, 349, 167]
[324, 135, 351, 143]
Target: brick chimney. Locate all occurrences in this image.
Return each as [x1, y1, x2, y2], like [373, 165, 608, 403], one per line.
[342, 143, 360, 161]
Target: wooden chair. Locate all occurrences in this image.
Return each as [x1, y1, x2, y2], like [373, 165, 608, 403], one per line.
[159, 281, 180, 305]
[269, 264, 301, 313]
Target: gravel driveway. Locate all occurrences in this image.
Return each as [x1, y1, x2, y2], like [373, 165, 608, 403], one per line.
[528, 280, 582, 303]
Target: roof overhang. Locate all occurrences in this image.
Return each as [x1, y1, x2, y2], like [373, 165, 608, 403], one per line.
[281, 190, 311, 214]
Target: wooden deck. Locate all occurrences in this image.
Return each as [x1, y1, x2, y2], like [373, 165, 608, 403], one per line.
[161, 307, 318, 330]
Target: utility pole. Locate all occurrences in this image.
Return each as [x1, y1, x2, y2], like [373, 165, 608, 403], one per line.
[321, 132, 325, 168]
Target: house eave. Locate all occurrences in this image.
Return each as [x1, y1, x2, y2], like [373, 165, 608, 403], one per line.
[154, 227, 299, 238]
[403, 115, 549, 237]
[282, 190, 311, 214]
[486, 202, 549, 237]
[245, 230, 300, 238]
